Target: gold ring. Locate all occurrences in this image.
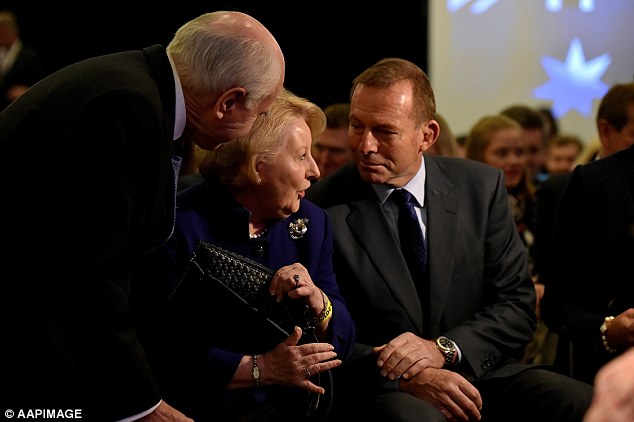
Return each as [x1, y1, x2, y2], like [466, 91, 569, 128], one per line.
[304, 366, 311, 378]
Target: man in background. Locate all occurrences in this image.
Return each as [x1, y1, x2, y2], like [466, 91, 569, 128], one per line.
[533, 82, 634, 378]
[0, 9, 47, 110]
[541, 139, 634, 385]
[501, 104, 549, 186]
[312, 102, 353, 180]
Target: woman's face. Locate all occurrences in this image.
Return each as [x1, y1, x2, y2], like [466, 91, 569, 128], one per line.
[482, 127, 526, 189]
[256, 117, 320, 219]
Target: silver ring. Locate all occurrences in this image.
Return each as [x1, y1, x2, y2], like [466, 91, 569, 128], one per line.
[304, 366, 311, 378]
[293, 274, 300, 288]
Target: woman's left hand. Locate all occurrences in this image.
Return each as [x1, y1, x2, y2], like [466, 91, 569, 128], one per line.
[270, 263, 324, 316]
[259, 326, 341, 393]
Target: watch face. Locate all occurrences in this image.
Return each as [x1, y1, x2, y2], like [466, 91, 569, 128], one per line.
[438, 337, 453, 349]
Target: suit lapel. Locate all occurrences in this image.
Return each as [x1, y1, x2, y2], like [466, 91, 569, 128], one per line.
[425, 157, 460, 332]
[143, 44, 176, 132]
[347, 194, 424, 332]
[142, 45, 180, 245]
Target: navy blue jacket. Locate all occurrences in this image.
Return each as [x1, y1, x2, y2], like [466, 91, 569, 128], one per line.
[133, 180, 355, 414]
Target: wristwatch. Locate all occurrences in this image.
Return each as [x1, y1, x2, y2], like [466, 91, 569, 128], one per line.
[251, 354, 261, 387]
[434, 336, 456, 368]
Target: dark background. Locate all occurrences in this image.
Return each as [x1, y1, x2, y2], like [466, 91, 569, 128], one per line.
[3, 1, 429, 109]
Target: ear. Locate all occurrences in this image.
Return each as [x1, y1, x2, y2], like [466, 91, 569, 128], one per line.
[254, 158, 266, 182]
[421, 119, 440, 152]
[597, 118, 611, 147]
[255, 159, 264, 173]
[214, 87, 248, 119]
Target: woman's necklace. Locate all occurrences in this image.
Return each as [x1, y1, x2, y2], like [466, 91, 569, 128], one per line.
[249, 225, 267, 239]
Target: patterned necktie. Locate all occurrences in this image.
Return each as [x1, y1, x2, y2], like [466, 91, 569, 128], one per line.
[391, 189, 428, 282]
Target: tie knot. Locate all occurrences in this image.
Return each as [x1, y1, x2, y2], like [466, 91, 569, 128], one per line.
[391, 189, 417, 207]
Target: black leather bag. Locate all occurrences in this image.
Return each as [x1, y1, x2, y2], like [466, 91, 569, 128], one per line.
[170, 240, 333, 421]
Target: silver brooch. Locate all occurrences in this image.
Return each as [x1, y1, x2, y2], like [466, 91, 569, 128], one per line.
[288, 218, 309, 240]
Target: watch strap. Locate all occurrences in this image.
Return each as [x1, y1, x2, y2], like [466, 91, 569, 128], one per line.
[251, 354, 261, 387]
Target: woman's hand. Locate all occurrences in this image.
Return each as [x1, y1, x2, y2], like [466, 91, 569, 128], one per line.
[270, 264, 325, 317]
[604, 308, 634, 351]
[259, 326, 341, 394]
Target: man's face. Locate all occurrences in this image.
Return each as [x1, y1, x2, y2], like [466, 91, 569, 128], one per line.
[348, 80, 436, 187]
[545, 144, 581, 175]
[522, 127, 546, 178]
[190, 87, 282, 150]
[312, 126, 353, 179]
[185, 64, 285, 151]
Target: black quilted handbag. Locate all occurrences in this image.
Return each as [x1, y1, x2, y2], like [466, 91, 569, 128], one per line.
[170, 240, 333, 421]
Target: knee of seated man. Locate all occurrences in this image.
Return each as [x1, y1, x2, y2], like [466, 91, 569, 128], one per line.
[486, 368, 593, 422]
[329, 390, 444, 422]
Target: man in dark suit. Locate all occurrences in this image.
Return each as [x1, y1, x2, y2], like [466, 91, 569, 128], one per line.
[541, 144, 634, 385]
[0, 11, 285, 421]
[534, 82, 634, 377]
[0, 10, 47, 111]
[307, 58, 592, 422]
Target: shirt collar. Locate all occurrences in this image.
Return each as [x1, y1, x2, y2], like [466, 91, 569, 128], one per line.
[168, 52, 186, 141]
[0, 39, 21, 74]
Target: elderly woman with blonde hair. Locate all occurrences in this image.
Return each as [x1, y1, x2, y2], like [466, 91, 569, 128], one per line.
[133, 89, 355, 421]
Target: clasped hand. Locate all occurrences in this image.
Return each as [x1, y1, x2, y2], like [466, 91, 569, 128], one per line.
[270, 263, 325, 316]
[374, 332, 482, 421]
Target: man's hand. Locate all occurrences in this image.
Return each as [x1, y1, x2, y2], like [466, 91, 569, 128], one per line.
[583, 347, 634, 422]
[373, 332, 444, 380]
[137, 401, 194, 421]
[399, 367, 482, 422]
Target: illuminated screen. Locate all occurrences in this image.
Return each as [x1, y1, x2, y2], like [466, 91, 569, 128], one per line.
[429, 0, 634, 143]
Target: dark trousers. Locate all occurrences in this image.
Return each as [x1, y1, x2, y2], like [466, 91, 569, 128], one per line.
[328, 367, 592, 422]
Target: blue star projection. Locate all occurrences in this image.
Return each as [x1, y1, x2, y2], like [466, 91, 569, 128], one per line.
[447, 0, 499, 14]
[432, 2, 631, 139]
[533, 37, 611, 118]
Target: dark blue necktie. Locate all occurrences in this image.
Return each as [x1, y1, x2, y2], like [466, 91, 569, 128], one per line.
[391, 189, 428, 282]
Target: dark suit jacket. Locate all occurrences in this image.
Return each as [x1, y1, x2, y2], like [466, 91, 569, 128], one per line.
[132, 180, 355, 415]
[541, 145, 634, 384]
[1, 45, 177, 420]
[533, 172, 572, 281]
[0, 42, 47, 110]
[306, 157, 537, 392]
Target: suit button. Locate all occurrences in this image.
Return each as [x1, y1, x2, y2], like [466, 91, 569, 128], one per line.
[252, 245, 264, 258]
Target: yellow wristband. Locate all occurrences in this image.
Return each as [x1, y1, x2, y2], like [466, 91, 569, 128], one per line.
[312, 295, 333, 324]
